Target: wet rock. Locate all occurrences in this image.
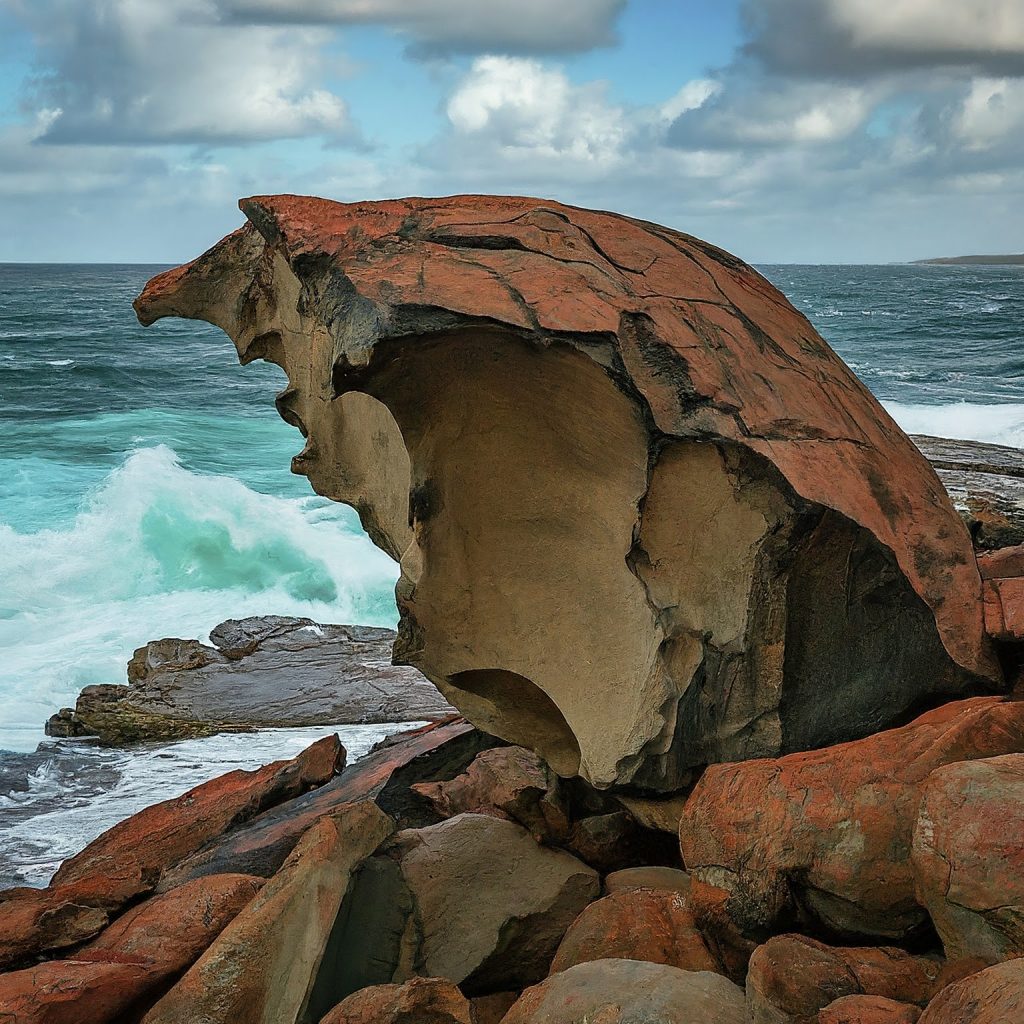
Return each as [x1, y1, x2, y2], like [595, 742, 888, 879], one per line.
[549, 888, 721, 975]
[917, 958, 1024, 1023]
[142, 801, 394, 1024]
[745, 935, 941, 1024]
[679, 698, 1024, 940]
[320, 977, 472, 1024]
[912, 754, 1024, 964]
[156, 718, 496, 889]
[0, 874, 262, 1024]
[501, 958, 746, 1023]
[0, 736, 340, 970]
[603, 865, 691, 896]
[411, 746, 569, 842]
[820, 996, 923, 1024]
[136, 195, 998, 793]
[58, 618, 453, 744]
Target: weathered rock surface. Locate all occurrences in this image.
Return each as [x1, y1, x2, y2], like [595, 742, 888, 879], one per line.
[136, 194, 999, 792]
[563, 809, 680, 873]
[501, 958, 746, 1023]
[912, 754, 1024, 964]
[143, 801, 394, 1024]
[745, 935, 941, 1024]
[320, 977, 473, 1024]
[0, 736, 341, 970]
[0, 874, 262, 1024]
[820, 995, 923, 1024]
[603, 865, 691, 896]
[914, 435, 1024, 550]
[155, 718, 496, 889]
[47, 617, 453, 744]
[679, 698, 1024, 940]
[549, 888, 721, 975]
[411, 746, 569, 842]
[918, 957, 1024, 1023]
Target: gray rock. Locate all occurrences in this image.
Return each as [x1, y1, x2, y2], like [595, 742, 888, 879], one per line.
[54, 616, 454, 744]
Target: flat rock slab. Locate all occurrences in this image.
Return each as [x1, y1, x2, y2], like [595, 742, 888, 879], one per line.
[47, 616, 454, 743]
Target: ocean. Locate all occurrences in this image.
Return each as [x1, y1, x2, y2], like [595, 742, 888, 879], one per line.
[1, 259, 1022, 886]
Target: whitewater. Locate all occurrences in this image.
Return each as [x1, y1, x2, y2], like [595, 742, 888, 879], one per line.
[0, 259, 1021, 885]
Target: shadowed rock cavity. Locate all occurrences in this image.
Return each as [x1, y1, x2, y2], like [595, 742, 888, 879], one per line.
[135, 194, 1002, 793]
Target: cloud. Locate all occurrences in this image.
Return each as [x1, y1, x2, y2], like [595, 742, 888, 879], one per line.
[6, 0, 356, 146]
[219, 0, 625, 55]
[743, 0, 1024, 78]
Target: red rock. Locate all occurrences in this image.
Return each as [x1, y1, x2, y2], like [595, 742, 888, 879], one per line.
[501, 958, 746, 1023]
[157, 718, 494, 888]
[603, 865, 691, 896]
[320, 977, 472, 1024]
[679, 698, 1024, 940]
[685, 880, 757, 985]
[982, 577, 1024, 640]
[0, 890, 109, 970]
[563, 811, 680, 874]
[142, 801, 394, 1024]
[912, 754, 1024, 963]
[0, 875, 262, 1024]
[549, 888, 721, 975]
[469, 992, 518, 1024]
[976, 544, 1024, 580]
[745, 935, 941, 1024]
[411, 745, 569, 842]
[135, 194, 998, 795]
[819, 995, 922, 1024]
[918, 958, 1024, 1023]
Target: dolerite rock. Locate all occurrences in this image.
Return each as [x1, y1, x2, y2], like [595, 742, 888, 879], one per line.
[410, 746, 570, 842]
[0, 736, 341, 970]
[745, 935, 941, 1024]
[679, 698, 1024, 940]
[320, 978, 472, 1024]
[820, 996, 923, 1024]
[563, 810, 681, 873]
[603, 865, 691, 896]
[501, 958, 746, 1024]
[135, 194, 999, 793]
[549, 888, 722, 975]
[918, 958, 1024, 1023]
[912, 754, 1024, 963]
[57, 617, 453, 744]
[0, 875, 263, 1024]
[142, 801, 394, 1024]
[387, 813, 598, 994]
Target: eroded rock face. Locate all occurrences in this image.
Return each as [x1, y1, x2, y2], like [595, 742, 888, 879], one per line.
[917, 958, 1024, 1024]
[135, 194, 999, 791]
[319, 977, 472, 1024]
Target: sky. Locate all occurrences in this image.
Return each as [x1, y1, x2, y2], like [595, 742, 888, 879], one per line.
[0, 0, 1022, 263]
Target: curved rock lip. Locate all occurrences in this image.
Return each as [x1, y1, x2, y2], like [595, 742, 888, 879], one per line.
[135, 194, 1000, 792]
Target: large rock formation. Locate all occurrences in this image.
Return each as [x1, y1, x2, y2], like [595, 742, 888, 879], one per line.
[136, 194, 999, 793]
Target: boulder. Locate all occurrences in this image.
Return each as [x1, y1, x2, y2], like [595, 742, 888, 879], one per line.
[51, 617, 453, 743]
[500, 958, 746, 1023]
[820, 996, 923, 1024]
[679, 698, 1024, 939]
[142, 801, 394, 1024]
[0, 874, 262, 1024]
[549, 888, 721, 975]
[918, 958, 1024, 1023]
[156, 718, 496, 889]
[320, 978, 472, 1024]
[563, 810, 681, 873]
[603, 866, 691, 896]
[136, 194, 998, 793]
[745, 935, 941, 1024]
[912, 754, 1024, 963]
[469, 993, 518, 1024]
[411, 746, 569, 842]
[0, 736, 341, 969]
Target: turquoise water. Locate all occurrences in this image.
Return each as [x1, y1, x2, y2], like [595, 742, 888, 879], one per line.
[1, 261, 1023, 753]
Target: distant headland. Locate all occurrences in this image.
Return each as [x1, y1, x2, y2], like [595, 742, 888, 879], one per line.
[913, 253, 1024, 266]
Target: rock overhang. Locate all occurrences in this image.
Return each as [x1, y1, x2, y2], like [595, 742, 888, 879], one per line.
[135, 193, 1002, 793]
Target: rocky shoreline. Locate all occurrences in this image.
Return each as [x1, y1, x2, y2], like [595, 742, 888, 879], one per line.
[5, 194, 1024, 1023]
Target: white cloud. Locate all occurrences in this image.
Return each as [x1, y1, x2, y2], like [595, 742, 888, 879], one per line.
[953, 78, 1024, 150]
[220, 0, 625, 54]
[8, 0, 356, 146]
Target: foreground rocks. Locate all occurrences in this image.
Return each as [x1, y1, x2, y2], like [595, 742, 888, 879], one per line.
[46, 617, 454, 744]
[135, 193, 1000, 793]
